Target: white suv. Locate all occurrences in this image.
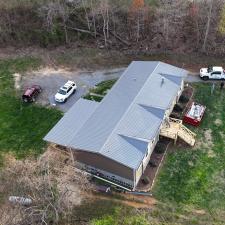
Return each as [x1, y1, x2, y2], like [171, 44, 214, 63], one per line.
[55, 80, 77, 103]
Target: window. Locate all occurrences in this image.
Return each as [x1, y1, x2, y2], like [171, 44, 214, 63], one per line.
[67, 87, 72, 93]
[58, 89, 66, 95]
[211, 71, 221, 75]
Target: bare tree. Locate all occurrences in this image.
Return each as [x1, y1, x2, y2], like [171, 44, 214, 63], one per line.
[38, 0, 69, 44]
[82, 0, 91, 31]
[152, 0, 188, 51]
[90, 0, 97, 37]
[1, 0, 225, 53]
[99, 0, 110, 46]
[0, 147, 92, 225]
[202, 0, 214, 52]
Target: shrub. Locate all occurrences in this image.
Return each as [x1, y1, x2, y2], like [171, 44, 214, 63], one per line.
[179, 94, 189, 103]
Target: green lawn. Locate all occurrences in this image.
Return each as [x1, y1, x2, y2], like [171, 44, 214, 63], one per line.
[71, 200, 149, 225]
[0, 58, 62, 160]
[83, 79, 117, 102]
[1, 57, 225, 224]
[153, 83, 225, 211]
[91, 83, 225, 225]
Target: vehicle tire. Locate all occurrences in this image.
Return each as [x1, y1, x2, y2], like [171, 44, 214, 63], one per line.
[64, 98, 67, 103]
[202, 76, 209, 81]
[72, 89, 76, 94]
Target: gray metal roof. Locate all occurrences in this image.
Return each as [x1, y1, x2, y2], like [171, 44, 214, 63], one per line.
[44, 98, 99, 146]
[44, 61, 187, 170]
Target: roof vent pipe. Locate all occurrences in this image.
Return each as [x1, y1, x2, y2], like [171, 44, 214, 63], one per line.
[161, 78, 165, 87]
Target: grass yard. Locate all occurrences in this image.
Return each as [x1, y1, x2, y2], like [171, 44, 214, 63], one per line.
[153, 83, 225, 214]
[1, 56, 225, 224]
[81, 80, 225, 224]
[0, 58, 62, 160]
[71, 199, 149, 225]
[83, 79, 117, 102]
[82, 81, 225, 224]
[91, 83, 225, 225]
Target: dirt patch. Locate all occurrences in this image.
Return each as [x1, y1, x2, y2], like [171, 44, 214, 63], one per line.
[194, 129, 217, 158]
[136, 139, 170, 191]
[213, 170, 225, 186]
[87, 192, 156, 209]
[188, 161, 194, 167]
[214, 119, 222, 126]
[194, 209, 206, 215]
[207, 149, 216, 158]
[194, 129, 214, 150]
[219, 131, 225, 139]
[29, 66, 78, 77]
[204, 129, 213, 146]
[0, 203, 22, 225]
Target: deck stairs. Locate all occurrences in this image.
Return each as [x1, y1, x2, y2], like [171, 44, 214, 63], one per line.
[160, 117, 196, 146]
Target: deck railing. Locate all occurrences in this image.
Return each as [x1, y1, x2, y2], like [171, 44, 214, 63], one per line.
[160, 117, 196, 146]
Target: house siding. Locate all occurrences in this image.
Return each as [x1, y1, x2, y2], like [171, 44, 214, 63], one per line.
[74, 149, 134, 186]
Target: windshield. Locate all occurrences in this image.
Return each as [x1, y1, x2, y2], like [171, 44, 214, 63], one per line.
[58, 89, 66, 95]
[207, 66, 213, 73]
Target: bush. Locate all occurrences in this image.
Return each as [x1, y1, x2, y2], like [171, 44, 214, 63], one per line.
[174, 104, 183, 112]
[142, 176, 150, 184]
[170, 112, 181, 119]
[155, 143, 166, 154]
[149, 161, 157, 167]
[179, 94, 189, 103]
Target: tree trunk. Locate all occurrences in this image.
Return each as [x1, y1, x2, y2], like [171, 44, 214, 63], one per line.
[106, 7, 109, 39]
[82, 0, 91, 31]
[202, 0, 213, 52]
[137, 13, 140, 42]
[90, 0, 97, 38]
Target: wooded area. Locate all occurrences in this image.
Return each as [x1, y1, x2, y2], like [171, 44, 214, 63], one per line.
[0, 0, 225, 54]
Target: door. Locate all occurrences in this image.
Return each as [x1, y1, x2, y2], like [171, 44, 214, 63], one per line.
[210, 71, 222, 79]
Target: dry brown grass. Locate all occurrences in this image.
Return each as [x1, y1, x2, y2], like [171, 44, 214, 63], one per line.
[0, 146, 92, 225]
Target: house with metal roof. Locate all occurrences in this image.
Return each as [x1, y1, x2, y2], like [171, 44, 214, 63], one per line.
[44, 61, 188, 190]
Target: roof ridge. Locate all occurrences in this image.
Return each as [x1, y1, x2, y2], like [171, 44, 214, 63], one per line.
[158, 61, 187, 77]
[99, 62, 160, 154]
[118, 134, 149, 157]
[118, 133, 150, 143]
[159, 73, 182, 85]
[138, 103, 165, 119]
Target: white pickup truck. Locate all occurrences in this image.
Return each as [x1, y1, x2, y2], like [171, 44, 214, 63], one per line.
[200, 66, 225, 80]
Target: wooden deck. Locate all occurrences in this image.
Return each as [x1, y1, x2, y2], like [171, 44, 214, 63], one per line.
[160, 117, 196, 146]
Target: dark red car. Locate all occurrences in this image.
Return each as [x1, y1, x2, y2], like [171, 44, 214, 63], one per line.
[22, 85, 42, 103]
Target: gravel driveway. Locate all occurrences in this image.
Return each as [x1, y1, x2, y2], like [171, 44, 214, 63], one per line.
[22, 67, 125, 112]
[22, 67, 220, 113]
